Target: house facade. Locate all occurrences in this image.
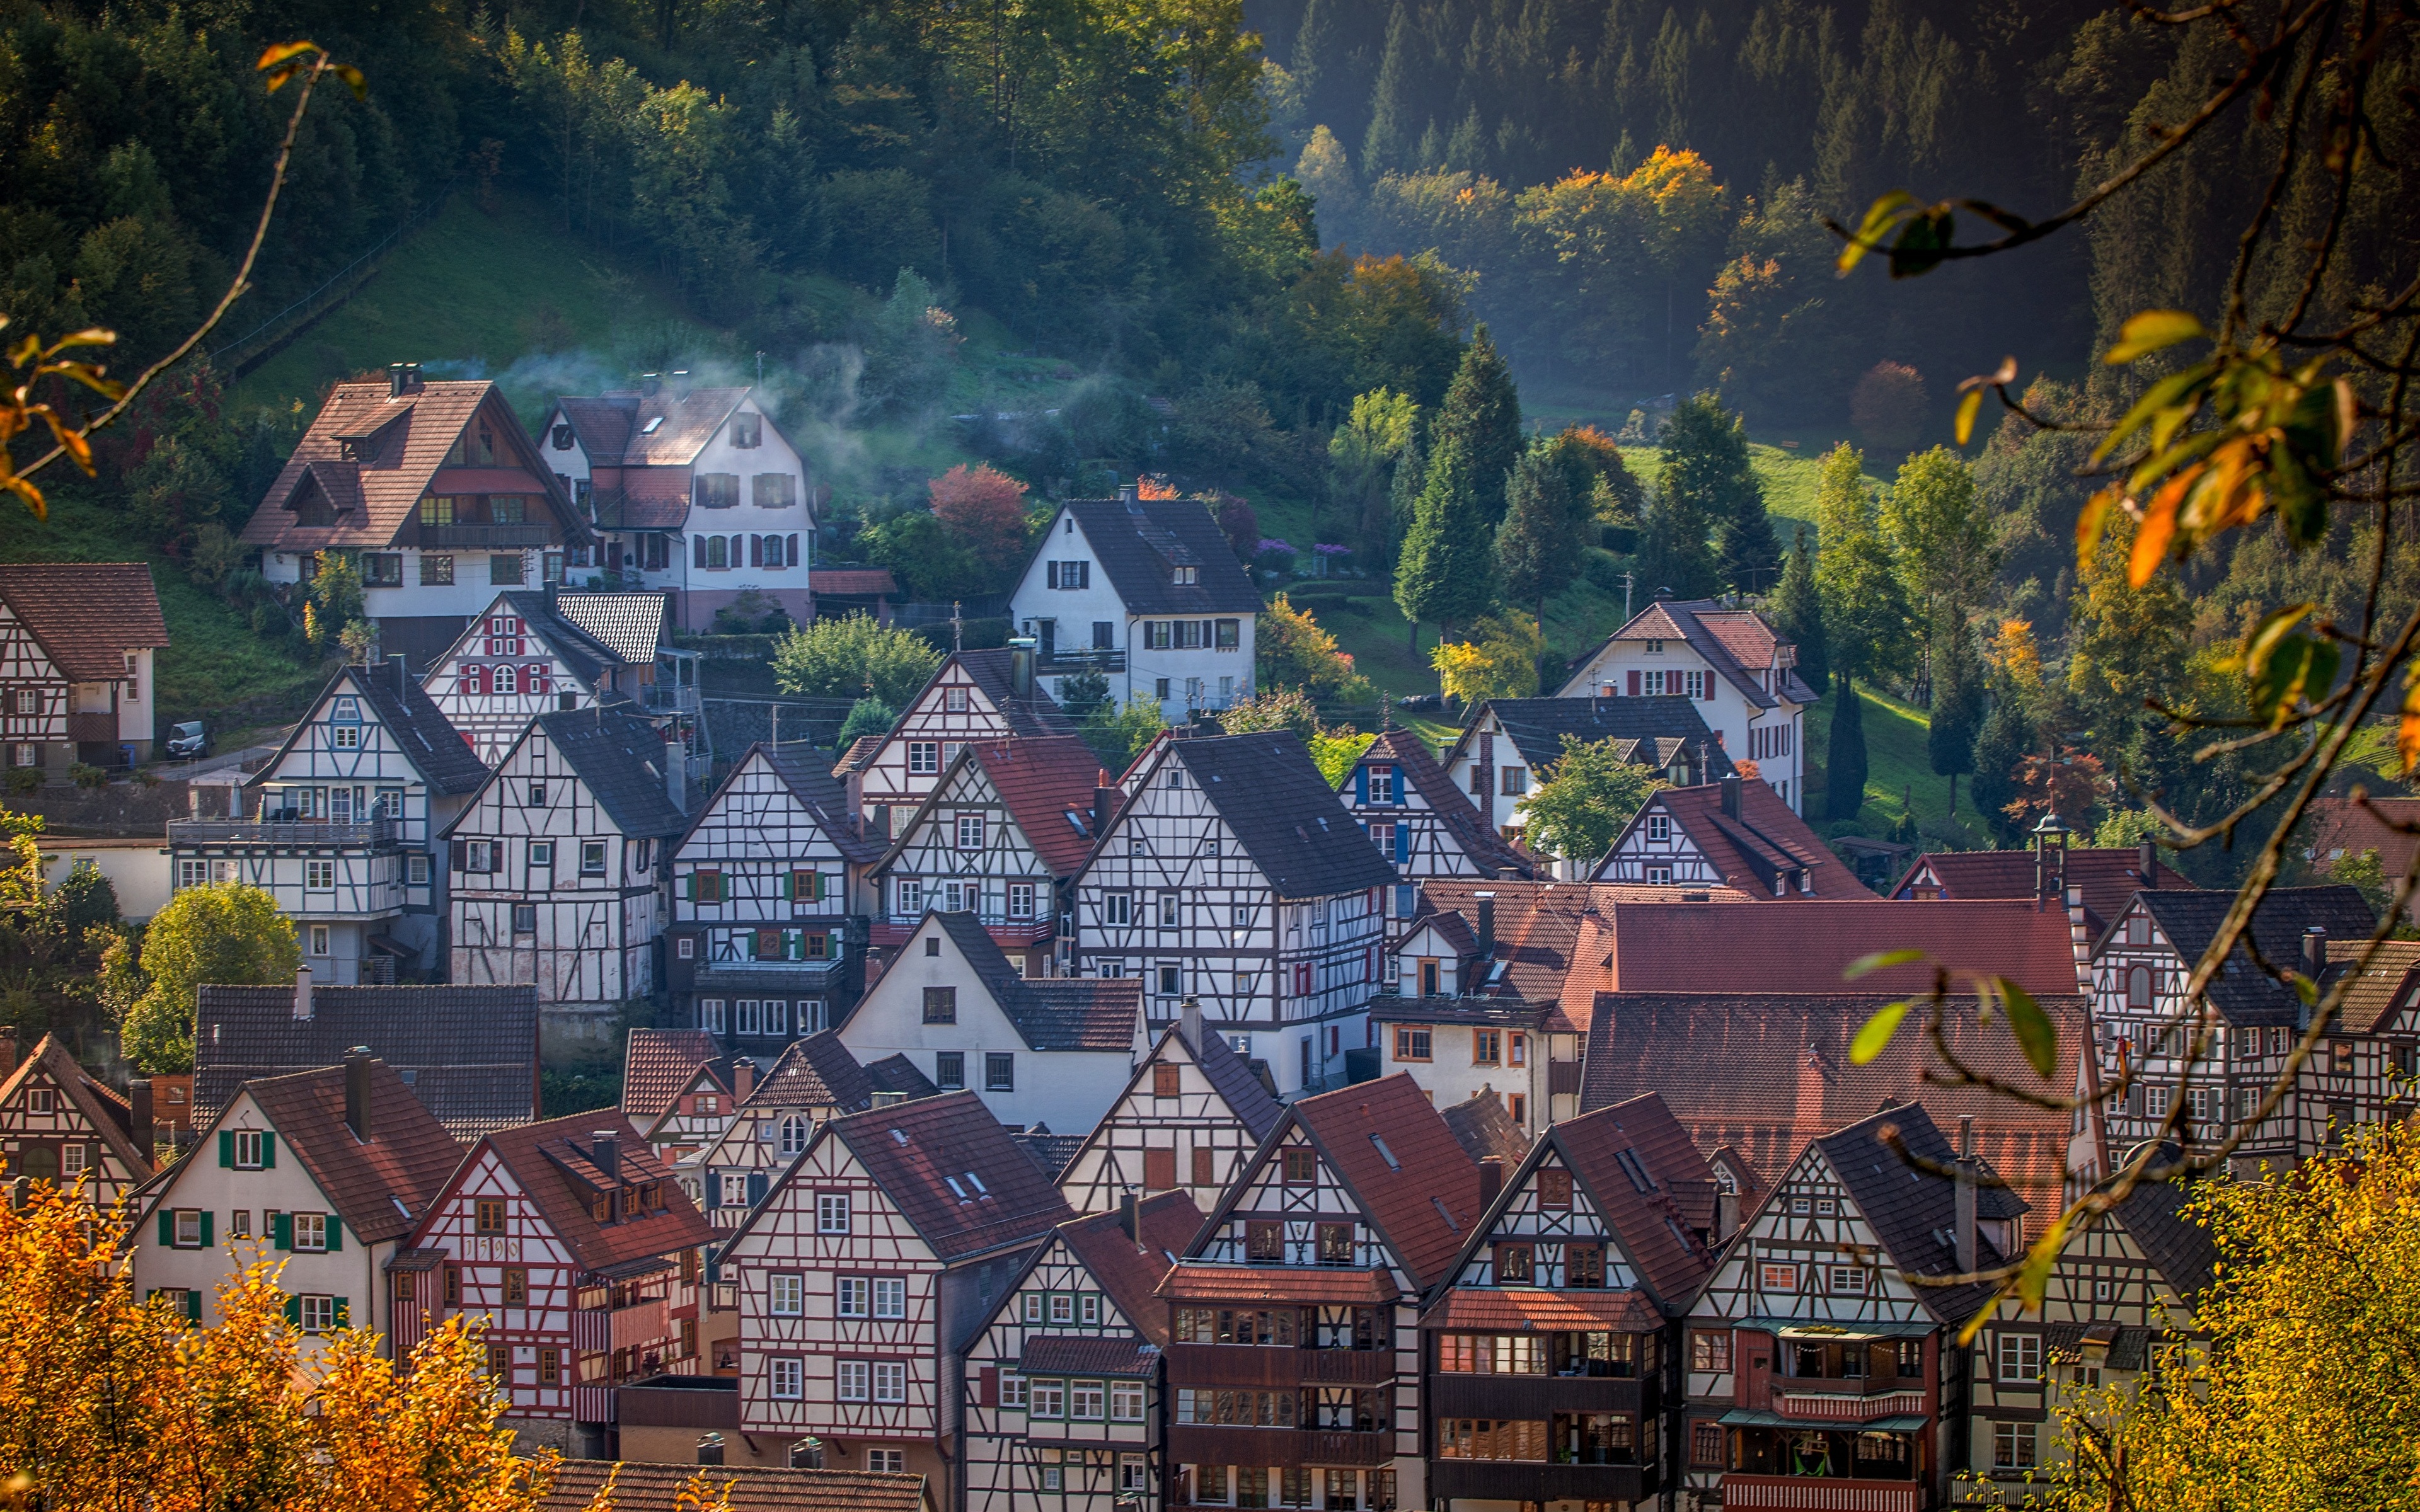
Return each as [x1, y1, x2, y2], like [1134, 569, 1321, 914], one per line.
[720, 1091, 1076, 1488]
[1073, 732, 1397, 1097]
[0, 563, 168, 770]
[539, 383, 814, 631]
[1056, 1004, 1284, 1215]
[0, 1032, 153, 1206]
[1443, 698, 1733, 850]
[1593, 776, 1869, 899]
[424, 590, 684, 764]
[129, 1053, 461, 1366]
[963, 1193, 1202, 1512]
[872, 735, 1107, 976]
[685, 1033, 884, 1237]
[837, 911, 1143, 1138]
[1008, 488, 1260, 722]
[858, 650, 1080, 845]
[398, 1112, 715, 1454]
[239, 368, 594, 671]
[1555, 599, 1814, 814]
[169, 662, 489, 982]
[669, 743, 883, 1054]
[1340, 730, 1532, 951]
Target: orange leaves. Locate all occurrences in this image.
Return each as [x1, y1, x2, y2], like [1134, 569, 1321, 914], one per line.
[0, 320, 122, 520]
[258, 40, 366, 100]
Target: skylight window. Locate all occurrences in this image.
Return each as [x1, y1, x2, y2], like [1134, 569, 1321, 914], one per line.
[945, 1176, 968, 1198]
[891, 1128, 911, 1145]
[641, 416, 664, 434]
[1432, 1197, 1458, 1230]
[965, 1171, 989, 1194]
[1369, 1135, 1398, 1170]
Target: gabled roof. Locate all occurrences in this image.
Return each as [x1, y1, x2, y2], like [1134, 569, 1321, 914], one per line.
[1453, 696, 1738, 779]
[1893, 846, 2192, 932]
[541, 1462, 930, 1512]
[1613, 779, 1870, 898]
[553, 397, 637, 466]
[835, 735, 885, 774]
[592, 471, 694, 530]
[469, 1111, 713, 1272]
[195, 985, 539, 1138]
[1544, 1093, 1718, 1308]
[970, 736, 1109, 876]
[622, 1029, 725, 1123]
[1441, 1091, 1527, 1166]
[526, 705, 690, 839]
[810, 569, 901, 597]
[560, 387, 753, 467]
[491, 590, 667, 682]
[1581, 990, 2085, 1201]
[736, 743, 884, 865]
[1153, 733, 1398, 900]
[1565, 599, 1816, 708]
[948, 650, 1080, 738]
[916, 913, 1141, 1053]
[2306, 796, 2420, 896]
[0, 563, 168, 676]
[0, 1033, 150, 1176]
[867, 1055, 942, 1100]
[1038, 498, 1260, 616]
[745, 1033, 879, 1111]
[1357, 728, 1532, 878]
[2325, 938, 2420, 1034]
[1813, 1102, 2024, 1326]
[2132, 886, 2378, 1024]
[1412, 880, 1594, 1010]
[1598, 898, 2087, 998]
[230, 1060, 465, 1246]
[1177, 1019, 1284, 1141]
[248, 664, 489, 797]
[1052, 1191, 1202, 1346]
[2107, 1166, 2220, 1305]
[1291, 1073, 1485, 1290]
[822, 1091, 1076, 1263]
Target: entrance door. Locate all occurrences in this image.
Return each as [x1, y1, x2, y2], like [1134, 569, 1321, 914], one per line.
[1037, 619, 1056, 658]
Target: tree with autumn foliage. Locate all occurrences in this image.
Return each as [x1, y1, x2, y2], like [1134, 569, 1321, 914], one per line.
[928, 463, 1031, 563]
[1257, 593, 1376, 704]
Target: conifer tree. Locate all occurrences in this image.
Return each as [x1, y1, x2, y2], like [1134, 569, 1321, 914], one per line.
[1659, 392, 1775, 596]
[1927, 603, 1984, 814]
[1769, 524, 1828, 695]
[1362, 3, 1415, 176]
[1431, 325, 1524, 526]
[1395, 423, 1500, 648]
[1496, 445, 1586, 631]
[1291, 0, 1337, 115]
[1635, 483, 1717, 601]
[1968, 695, 2033, 843]
[1827, 675, 1868, 823]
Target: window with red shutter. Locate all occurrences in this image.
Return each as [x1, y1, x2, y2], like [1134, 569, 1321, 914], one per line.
[1627, 669, 1641, 696]
[464, 665, 486, 696]
[1143, 1148, 1177, 1191]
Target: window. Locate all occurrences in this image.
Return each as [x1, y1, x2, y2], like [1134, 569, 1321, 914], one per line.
[475, 1198, 506, 1234]
[1646, 813, 1670, 842]
[1494, 1243, 1533, 1283]
[1006, 881, 1036, 919]
[309, 925, 331, 956]
[1113, 1381, 1146, 1421]
[1692, 1419, 1726, 1467]
[1158, 965, 1182, 995]
[771, 1356, 804, 1399]
[776, 1113, 809, 1156]
[719, 1172, 749, 1206]
[1997, 1332, 2043, 1383]
[1473, 1029, 1501, 1065]
[529, 841, 554, 868]
[1029, 1378, 1066, 1418]
[582, 841, 606, 874]
[1690, 1330, 1732, 1373]
[1566, 1244, 1606, 1287]
[1001, 1372, 1028, 1407]
[1284, 1148, 1318, 1184]
[986, 1053, 1015, 1091]
[1045, 560, 1090, 590]
[502, 1267, 527, 1305]
[873, 1278, 907, 1319]
[774, 1273, 807, 1316]
[1318, 1223, 1355, 1264]
[233, 1129, 268, 1169]
[872, 1362, 907, 1403]
[2127, 965, 2153, 1007]
[304, 860, 335, 890]
[420, 553, 455, 585]
[908, 742, 940, 776]
[512, 904, 537, 934]
[292, 1213, 328, 1251]
[935, 1051, 965, 1089]
[1501, 767, 1529, 795]
[1246, 1221, 1283, 1261]
[1072, 1380, 1107, 1419]
[1393, 1026, 1432, 1062]
[490, 554, 526, 586]
[817, 1193, 851, 1234]
[299, 1295, 335, 1334]
[1993, 1421, 2037, 1471]
[1759, 1263, 1799, 1293]
[868, 1450, 905, 1474]
[538, 1347, 561, 1384]
[1828, 1264, 1867, 1295]
[1436, 1419, 1550, 1461]
[922, 987, 957, 1024]
[172, 1208, 204, 1247]
[836, 1361, 869, 1400]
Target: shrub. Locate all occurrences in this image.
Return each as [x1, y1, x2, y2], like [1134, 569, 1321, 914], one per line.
[69, 762, 107, 789]
[6, 767, 40, 795]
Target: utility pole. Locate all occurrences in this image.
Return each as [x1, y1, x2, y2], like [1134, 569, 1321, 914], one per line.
[1618, 572, 1634, 622]
[952, 601, 964, 653]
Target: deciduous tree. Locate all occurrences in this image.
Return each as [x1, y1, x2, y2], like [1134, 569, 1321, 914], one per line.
[1518, 735, 1665, 864]
[1432, 613, 1543, 704]
[771, 611, 943, 707]
[928, 464, 1030, 562]
[122, 882, 299, 1075]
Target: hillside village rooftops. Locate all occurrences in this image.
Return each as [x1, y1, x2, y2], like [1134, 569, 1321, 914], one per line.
[813, 1090, 1076, 1263]
[0, 1033, 151, 1177]
[1288, 1072, 1486, 1290]
[250, 663, 490, 797]
[2130, 885, 2377, 1023]
[198, 1060, 465, 1247]
[1570, 598, 1819, 707]
[1591, 897, 2089, 998]
[500, 704, 691, 839]
[195, 983, 539, 1138]
[1356, 727, 1531, 878]
[906, 913, 1141, 1053]
[1812, 1102, 2025, 1326]
[621, 1029, 725, 1123]
[744, 743, 885, 864]
[744, 1032, 882, 1111]
[469, 1111, 713, 1272]
[947, 648, 1081, 738]
[1618, 778, 1871, 898]
[1894, 845, 2192, 932]
[1046, 1190, 1204, 1347]
[0, 563, 168, 677]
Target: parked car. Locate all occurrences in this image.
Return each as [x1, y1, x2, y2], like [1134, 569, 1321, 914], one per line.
[165, 721, 210, 759]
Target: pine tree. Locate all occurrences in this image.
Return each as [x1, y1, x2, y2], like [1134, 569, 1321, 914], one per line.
[1431, 324, 1524, 526]
[1291, 0, 1337, 117]
[1826, 675, 1868, 824]
[1395, 423, 1501, 645]
[1659, 392, 1776, 596]
[1363, 3, 1415, 177]
[1968, 695, 2034, 844]
[1496, 445, 1586, 631]
[1927, 604, 1984, 813]
[1635, 481, 1717, 600]
[1811, 440, 1911, 684]
[1769, 525, 1828, 695]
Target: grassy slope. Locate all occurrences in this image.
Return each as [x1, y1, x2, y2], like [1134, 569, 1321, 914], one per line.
[1804, 682, 1995, 847]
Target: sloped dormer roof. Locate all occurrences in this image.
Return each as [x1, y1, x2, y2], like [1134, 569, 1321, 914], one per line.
[1357, 727, 1532, 878]
[1565, 598, 1818, 707]
[1612, 779, 1869, 898]
[1291, 1073, 1486, 1290]
[524, 705, 690, 839]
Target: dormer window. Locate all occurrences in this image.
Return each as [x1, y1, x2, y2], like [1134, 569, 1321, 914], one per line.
[552, 424, 575, 450]
[1172, 565, 1197, 585]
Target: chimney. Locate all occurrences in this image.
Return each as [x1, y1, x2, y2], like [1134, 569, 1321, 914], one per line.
[640, 372, 662, 398]
[1478, 1156, 1505, 1210]
[2138, 839, 2158, 886]
[1954, 1116, 1978, 1274]
[1010, 638, 1035, 702]
[1181, 997, 1203, 1051]
[1118, 481, 1140, 508]
[387, 362, 422, 398]
[872, 1089, 908, 1109]
[594, 1129, 621, 1185]
[2303, 925, 2329, 986]
[344, 1046, 374, 1142]
[129, 1078, 155, 1164]
[1475, 895, 1497, 965]
[1121, 1189, 1141, 1246]
[1715, 1189, 1741, 1243]
[696, 1434, 726, 1467]
[1093, 785, 1121, 841]
[732, 1058, 756, 1102]
[665, 735, 686, 812]
[292, 963, 314, 1021]
[389, 653, 410, 697]
[1719, 773, 1743, 820]
[0, 1027, 15, 1079]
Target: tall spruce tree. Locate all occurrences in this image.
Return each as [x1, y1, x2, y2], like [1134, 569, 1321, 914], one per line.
[1769, 525, 1828, 695]
[1927, 604, 1985, 814]
[1497, 445, 1587, 631]
[1635, 481, 1718, 600]
[1395, 423, 1501, 644]
[1827, 676, 1869, 823]
[1432, 326, 1524, 527]
[1362, 3, 1415, 177]
[1968, 695, 2033, 844]
[1291, 0, 1337, 115]
[1659, 392, 1777, 596]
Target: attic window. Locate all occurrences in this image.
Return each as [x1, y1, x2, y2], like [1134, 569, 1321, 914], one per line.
[1172, 566, 1197, 585]
[553, 424, 575, 449]
[891, 1128, 911, 1145]
[1369, 1135, 1399, 1171]
[945, 1176, 969, 1199]
[641, 416, 664, 435]
[1432, 1197, 1458, 1231]
[964, 1171, 989, 1195]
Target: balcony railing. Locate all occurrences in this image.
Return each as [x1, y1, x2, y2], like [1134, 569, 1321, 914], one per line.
[1168, 1425, 1393, 1469]
[1770, 1385, 1928, 1423]
[170, 818, 397, 849]
[641, 684, 701, 713]
[1548, 1060, 1584, 1096]
[1037, 650, 1126, 675]
[1720, 1474, 1920, 1512]
[66, 711, 115, 744]
[418, 524, 555, 549]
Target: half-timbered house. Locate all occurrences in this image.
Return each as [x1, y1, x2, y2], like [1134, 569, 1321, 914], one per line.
[2090, 886, 2376, 1174]
[1681, 1104, 2021, 1512]
[688, 1033, 888, 1235]
[1554, 599, 1815, 814]
[839, 912, 1144, 1137]
[129, 1051, 461, 1365]
[1339, 730, 1531, 949]
[240, 367, 595, 670]
[1442, 698, 1732, 852]
[1162, 1073, 1486, 1512]
[1056, 1002, 1284, 1215]
[1074, 731, 1397, 1097]
[0, 1032, 153, 1205]
[858, 649, 1080, 844]
[1419, 1092, 1720, 1511]
[670, 743, 884, 1051]
[399, 1111, 715, 1453]
[0, 562, 167, 772]
[623, 1028, 732, 1152]
[640, 1058, 755, 1165]
[170, 660, 490, 981]
[447, 706, 688, 1027]
[1593, 775, 1870, 898]
[964, 1191, 1204, 1512]
[424, 590, 682, 764]
[720, 1090, 1078, 1487]
[872, 736, 1109, 976]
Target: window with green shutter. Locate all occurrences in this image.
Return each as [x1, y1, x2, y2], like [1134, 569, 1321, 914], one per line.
[199, 1211, 214, 1249]
[325, 1216, 342, 1252]
[158, 1210, 173, 1246]
[262, 1132, 275, 1169]
[219, 1130, 234, 1167]
[284, 1295, 301, 1326]
[273, 1211, 293, 1251]
[333, 1297, 350, 1327]
[185, 1290, 200, 1324]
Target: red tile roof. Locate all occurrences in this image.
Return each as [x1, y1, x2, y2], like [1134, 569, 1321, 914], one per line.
[810, 569, 901, 597]
[0, 564, 168, 677]
[1424, 1286, 1664, 1332]
[1623, 781, 1872, 898]
[1294, 1074, 1486, 1290]
[1547, 1093, 1718, 1308]
[1602, 898, 2088, 997]
[0, 1033, 151, 1176]
[1579, 992, 2087, 1202]
[744, 1032, 877, 1111]
[237, 1060, 466, 1245]
[622, 1029, 725, 1123]
[1891, 846, 2192, 932]
[1161, 1264, 1400, 1305]
[470, 1111, 713, 1273]
[2308, 797, 2420, 907]
[971, 736, 1110, 876]
[827, 1091, 1075, 1262]
[1416, 880, 1594, 1010]
[1054, 1191, 1204, 1346]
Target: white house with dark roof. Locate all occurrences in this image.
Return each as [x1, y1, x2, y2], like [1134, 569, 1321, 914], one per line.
[1055, 1003, 1283, 1213]
[839, 911, 1143, 1137]
[445, 706, 689, 1028]
[1008, 486, 1260, 721]
[1073, 731, 1398, 1097]
[169, 661, 490, 982]
[1555, 598, 1816, 813]
[858, 648, 1080, 844]
[241, 367, 594, 670]
[0, 562, 168, 770]
[1443, 696, 1734, 852]
[424, 589, 687, 764]
[538, 382, 812, 629]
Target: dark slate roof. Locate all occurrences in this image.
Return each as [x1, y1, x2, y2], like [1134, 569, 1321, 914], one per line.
[1617, 779, 1872, 897]
[1458, 696, 1737, 779]
[1043, 498, 1261, 616]
[470, 1112, 713, 1272]
[928, 913, 1140, 1052]
[231, 1061, 465, 1246]
[535, 704, 690, 838]
[1175, 1019, 1284, 1141]
[2133, 886, 2378, 1023]
[1548, 1092, 1719, 1310]
[195, 985, 538, 1138]
[827, 1091, 1076, 1262]
[1293, 1074, 1485, 1290]
[1441, 1090, 1528, 1165]
[1165, 733, 1398, 900]
[1814, 1102, 2025, 1326]
[1013, 1130, 1088, 1181]
[746, 1033, 879, 1111]
[867, 1055, 942, 1100]
[1357, 728, 1533, 878]
[754, 743, 884, 864]
[251, 665, 488, 797]
[2109, 1162, 2220, 1305]
[952, 650, 1080, 738]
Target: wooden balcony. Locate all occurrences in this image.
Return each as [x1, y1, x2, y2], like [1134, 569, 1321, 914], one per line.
[170, 818, 398, 850]
[1769, 1385, 1928, 1424]
[1167, 1344, 1392, 1389]
[572, 1385, 616, 1424]
[1428, 1372, 1646, 1418]
[1430, 1460, 1651, 1504]
[1168, 1424, 1392, 1468]
[1720, 1474, 1921, 1511]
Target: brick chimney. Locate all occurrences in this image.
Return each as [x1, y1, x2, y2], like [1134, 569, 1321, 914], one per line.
[292, 963, 314, 1021]
[344, 1046, 374, 1142]
[129, 1079, 155, 1166]
[1478, 1155, 1505, 1210]
[731, 1058, 756, 1102]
